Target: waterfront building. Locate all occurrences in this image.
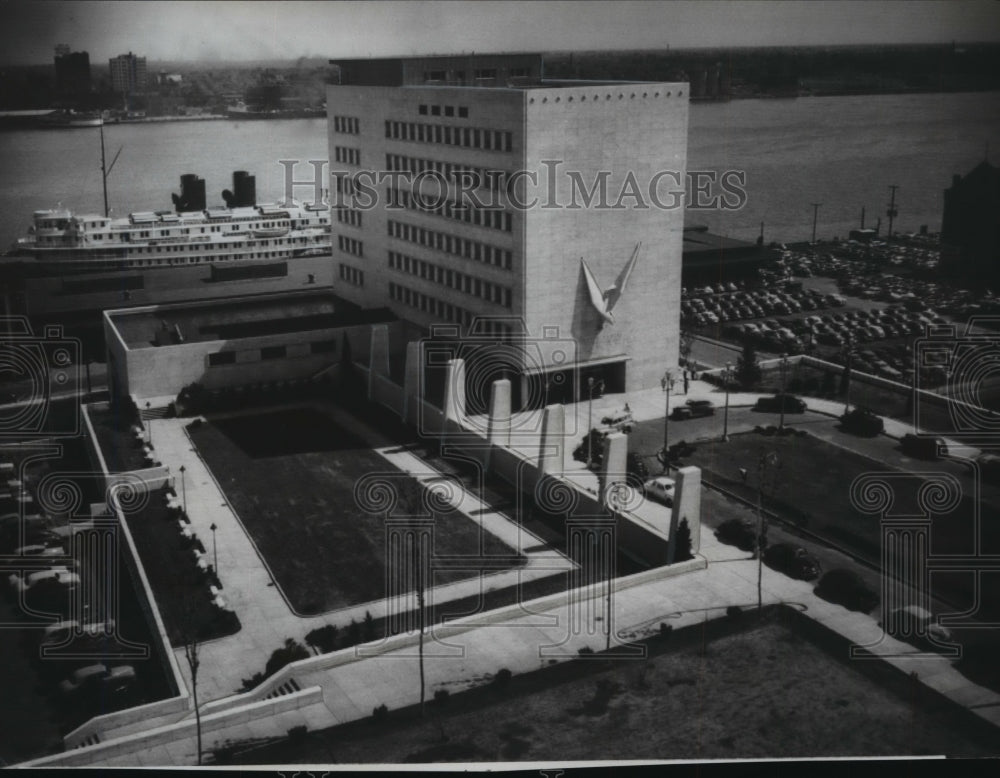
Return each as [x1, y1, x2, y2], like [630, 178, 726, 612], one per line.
[326, 54, 689, 403]
[941, 159, 1000, 289]
[54, 46, 91, 102]
[109, 52, 148, 108]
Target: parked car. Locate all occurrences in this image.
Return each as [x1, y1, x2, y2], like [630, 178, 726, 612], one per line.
[763, 543, 821, 580]
[881, 605, 954, 648]
[59, 664, 136, 700]
[840, 408, 885, 437]
[714, 518, 757, 552]
[643, 476, 675, 507]
[814, 569, 879, 613]
[8, 567, 79, 594]
[900, 434, 948, 460]
[670, 399, 716, 420]
[600, 408, 634, 432]
[979, 454, 1000, 485]
[753, 394, 807, 414]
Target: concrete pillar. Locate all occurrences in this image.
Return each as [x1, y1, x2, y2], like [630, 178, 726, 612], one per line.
[537, 404, 565, 475]
[668, 465, 702, 563]
[368, 324, 390, 401]
[487, 379, 512, 447]
[403, 341, 421, 426]
[443, 357, 466, 429]
[600, 432, 628, 511]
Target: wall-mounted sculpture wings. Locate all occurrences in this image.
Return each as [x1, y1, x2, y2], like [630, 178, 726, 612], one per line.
[581, 241, 642, 326]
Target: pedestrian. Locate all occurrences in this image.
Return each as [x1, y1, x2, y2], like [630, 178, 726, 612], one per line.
[683, 372, 689, 395]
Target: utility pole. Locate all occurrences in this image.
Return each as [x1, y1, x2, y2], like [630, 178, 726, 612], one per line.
[810, 203, 821, 244]
[886, 185, 899, 240]
[99, 121, 123, 218]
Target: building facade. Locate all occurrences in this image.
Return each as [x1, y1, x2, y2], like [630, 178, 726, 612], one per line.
[54, 46, 91, 101]
[941, 160, 1000, 289]
[109, 52, 148, 96]
[326, 54, 688, 403]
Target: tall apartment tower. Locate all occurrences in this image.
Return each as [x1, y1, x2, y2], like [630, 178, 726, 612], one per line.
[327, 54, 688, 402]
[109, 52, 148, 96]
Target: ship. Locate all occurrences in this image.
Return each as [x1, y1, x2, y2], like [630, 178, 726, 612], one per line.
[225, 101, 326, 121]
[36, 110, 104, 128]
[0, 170, 335, 318]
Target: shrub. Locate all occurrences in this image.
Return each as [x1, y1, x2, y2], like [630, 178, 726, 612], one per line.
[673, 518, 694, 562]
[577, 645, 595, 656]
[346, 618, 362, 647]
[305, 624, 339, 654]
[433, 689, 451, 705]
[726, 605, 743, 619]
[372, 703, 389, 722]
[659, 622, 673, 637]
[493, 668, 513, 689]
[735, 339, 762, 389]
[363, 610, 377, 643]
[264, 638, 310, 677]
[287, 725, 308, 743]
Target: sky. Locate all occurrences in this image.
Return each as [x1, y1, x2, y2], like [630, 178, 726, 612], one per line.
[1, 0, 999, 65]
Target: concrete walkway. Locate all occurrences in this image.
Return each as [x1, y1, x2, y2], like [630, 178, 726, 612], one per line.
[143, 406, 575, 705]
[73, 523, 1000, 765]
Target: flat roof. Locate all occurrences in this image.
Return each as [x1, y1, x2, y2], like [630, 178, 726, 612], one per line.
[108, 291, 395, 349]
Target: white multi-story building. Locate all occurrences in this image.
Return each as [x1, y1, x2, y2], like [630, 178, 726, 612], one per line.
[327, 54, 689, 404]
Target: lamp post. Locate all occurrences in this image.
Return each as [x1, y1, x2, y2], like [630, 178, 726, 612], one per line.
[586, 377, 603, 469]
[179, 465, 187, 514]
[145, 402, 152, 446]
[778, 353, 789, 431]
[843, 335, 855, 416]
[722, 361, 733, 442]
[209, 522, 218, 574]
[660, 370, 674, 470]
[810, 202, 822, 244]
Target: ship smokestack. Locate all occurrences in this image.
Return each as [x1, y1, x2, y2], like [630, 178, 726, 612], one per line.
[172, 173, 206, 212]
[222, 171, 256, 208]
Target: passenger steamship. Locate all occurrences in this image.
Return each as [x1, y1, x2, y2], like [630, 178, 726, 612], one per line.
[1, 171, 335, 316]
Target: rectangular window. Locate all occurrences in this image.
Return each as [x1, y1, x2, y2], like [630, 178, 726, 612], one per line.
[208, 351, 236, 366]
[458, 106, 468, 118]
[419, 104, 427, 115]
[444, 106, 454, 117]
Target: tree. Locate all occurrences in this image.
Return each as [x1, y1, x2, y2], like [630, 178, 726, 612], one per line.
[735, 338, 762, 389]
[176, 600, 203, 765]
[679, 331, 693, 367]
[674, 518, 694, 562]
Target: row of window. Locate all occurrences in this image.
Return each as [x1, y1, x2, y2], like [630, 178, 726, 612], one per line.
[336, 208, 363, 227]
[389, 187, 512, 233]
[388, 282, 516, 338]
[332, 115, 360, 134]
[334, 146, 361, 166]
[385, 153, 506, 192]
[387, 219, 512, 270]
[338, 235, 364, 257]
[206, 339, 336, 367]
[388, 250, 512, 308]
[385, 120, 513, 152]
[418, 104, 469, 118]
[339, 263, 364, 286]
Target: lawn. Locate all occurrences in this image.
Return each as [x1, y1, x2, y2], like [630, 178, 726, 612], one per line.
[188, 407, 525, 616]
[218, 608, 994, 762]
[682, 430, 1000, 618]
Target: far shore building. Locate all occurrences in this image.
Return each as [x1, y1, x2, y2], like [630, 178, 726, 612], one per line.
[326, 54, 689, 408]
[941, 159, 1000, 289]
[109, 52, 148, 110]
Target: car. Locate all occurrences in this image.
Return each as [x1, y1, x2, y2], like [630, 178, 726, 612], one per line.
[600, 408, 634, 432]
[839, 408, 884, 437]
[814, 569, 879, 613]
[8, 567, 79, 594]
[763, 543, 822, 580]
[753, 394, 807, 414]
[643, 476, 675, 507]
[978, 454, 1000, 485]
[714, 518, 757, 552]
[59, 664, 137, 699]
[40, 619, 116, 648]
[670, 399, 716, 420]
[882, 606, 953, 648]
[900, 433, 948, 460]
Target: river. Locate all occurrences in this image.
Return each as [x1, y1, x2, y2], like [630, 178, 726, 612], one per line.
[0, 91, 998, 248]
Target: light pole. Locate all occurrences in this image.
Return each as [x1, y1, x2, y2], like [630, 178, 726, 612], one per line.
[810, 202, 822, 244]
[660, 371, 674, 471]
[145, 402, 152, 446]
[586, 377, 603, 469]
[722, 362, 733, 442]
[209, 522, 218, 574]
[179, 465, 187, 514]
[843, 335, 855, 416]
[778, 353, 789, 430]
